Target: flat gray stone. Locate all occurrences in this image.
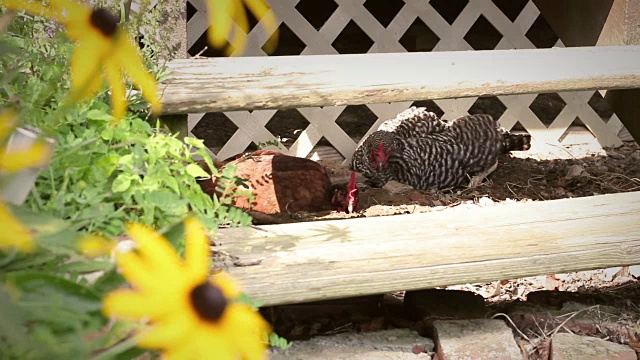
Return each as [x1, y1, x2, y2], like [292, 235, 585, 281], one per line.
[551, 333, 637, 360]
[434, 319, 522, 360]
[269, 329, 433, 360]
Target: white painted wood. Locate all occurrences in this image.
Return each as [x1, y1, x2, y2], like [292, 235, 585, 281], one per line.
[183, 0, 629, 160]
[161, 45, 640, 115]
[215, 192, 640, 306]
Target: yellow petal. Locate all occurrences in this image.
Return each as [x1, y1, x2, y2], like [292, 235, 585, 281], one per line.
[51, 0, 91, 22]
[184, 217, 210, 278]
[210, 272, 240, 299]
[206, 0, 233, 48]
[0, 109, 17, 141]
[2, 0, 64, 21]
[104, 60, 127, 122]
[77, 234, 116, 258]
[102, 289, 170, 320]
[0, 141, 51, 173]
[221, 303, 270, 360]
[114, 34, 161, 115]
[114, 251, 174, 293]
[226, 0, 249, 56]
[126, 223, 182, 272]
[136, 314, 193, 348]
[68, 38, 107, 103]
[0, 202, 34, 252]
[244, 0, 279, 54]
[165, 331, 235, 360]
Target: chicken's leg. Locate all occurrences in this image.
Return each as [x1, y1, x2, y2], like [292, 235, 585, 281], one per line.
[468, 161, 498, 187]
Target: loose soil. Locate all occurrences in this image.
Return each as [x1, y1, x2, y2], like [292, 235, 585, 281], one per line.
[249, 142, 640, 225]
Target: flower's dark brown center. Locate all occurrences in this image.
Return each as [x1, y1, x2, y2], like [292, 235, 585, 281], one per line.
[190, 282, 228, 322]
[90, 8, 119, 37]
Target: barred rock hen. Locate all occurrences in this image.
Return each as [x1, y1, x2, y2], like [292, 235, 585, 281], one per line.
[197, 150, 358, 214]
[351, 107, 531, 189]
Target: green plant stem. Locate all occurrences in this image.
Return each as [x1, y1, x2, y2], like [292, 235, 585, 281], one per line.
[90, 335, 138, 360]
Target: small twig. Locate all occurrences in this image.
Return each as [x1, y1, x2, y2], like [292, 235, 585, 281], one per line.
[492, 313, 533, 344]
[548, 305, 601, 339]
[504, 182, 519, 199]
[544, 141, 584, 162]
[323, 322, 353, 335]
[193, 46, 209, 58]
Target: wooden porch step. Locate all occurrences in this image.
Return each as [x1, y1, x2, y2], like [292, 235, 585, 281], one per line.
[215, 192, 640, 306]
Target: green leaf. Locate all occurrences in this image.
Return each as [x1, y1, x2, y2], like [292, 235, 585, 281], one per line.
[235, 292, 264, 310]
[85, 109, 113, 122]
[0, 286, 28, 348]
[185, 163, 210, 178]
[112, 174, 132, 193]
[56, 260, 113, 274]
[161, 219, 186, 256]
[183, 137, 205, 149]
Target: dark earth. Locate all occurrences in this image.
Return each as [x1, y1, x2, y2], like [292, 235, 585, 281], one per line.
[246, 142, 640, 225]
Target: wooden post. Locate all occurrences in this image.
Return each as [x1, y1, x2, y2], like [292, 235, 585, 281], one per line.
[533, 0, 640, 144]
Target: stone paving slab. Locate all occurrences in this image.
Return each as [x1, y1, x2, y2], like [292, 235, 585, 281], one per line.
[551, 333, 637, 360]
[433, 319, 523, 360]
[269, 328, 433, 360]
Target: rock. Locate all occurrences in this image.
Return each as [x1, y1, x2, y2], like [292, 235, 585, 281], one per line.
[409, 191, 428, 205]
[269, 329, 434, 360]
[477, 197, 494, 207]
[433, 319, 522, 360]
[566, 165, 587, 178]
[551, 333, 636, 360]
[607, 150, 625, 160]
[404, 289, 487, 320]
[631, 152, 640, 160]
[383, 181, 414, 195]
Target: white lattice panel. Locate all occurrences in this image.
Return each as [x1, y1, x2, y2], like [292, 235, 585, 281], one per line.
[186, 0, 627, 161]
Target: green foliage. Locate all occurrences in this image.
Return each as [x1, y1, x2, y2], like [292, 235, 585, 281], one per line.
[255, 139, 282, 150]
[269, 333, 293, 350]
[1, 13, 252, 237]
[0, 9, 259, 359]
[0, 207, 126, 359]
[28, 108, 252, 236]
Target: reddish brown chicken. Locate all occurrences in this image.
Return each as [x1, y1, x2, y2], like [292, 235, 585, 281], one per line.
[196, 150, 358, 214]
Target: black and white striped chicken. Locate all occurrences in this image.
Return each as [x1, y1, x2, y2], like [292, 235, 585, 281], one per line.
[350, 107, 531, 189]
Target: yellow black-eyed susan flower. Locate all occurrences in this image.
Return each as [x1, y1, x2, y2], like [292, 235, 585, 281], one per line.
[77, 233, 116, 258]
[103, 217, 270, 360]
[205, 0, 279, 55]
[0, 202, 34, 252]
[3, 0, 161, 122]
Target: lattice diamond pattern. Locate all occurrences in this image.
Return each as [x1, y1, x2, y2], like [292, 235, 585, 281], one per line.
[186, 0, 625, 162]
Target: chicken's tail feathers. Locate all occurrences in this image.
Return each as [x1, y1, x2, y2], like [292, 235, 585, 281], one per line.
[501, 131, 531, 152]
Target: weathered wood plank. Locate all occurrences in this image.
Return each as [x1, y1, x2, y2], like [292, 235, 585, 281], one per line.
[214, 192, 640, 306]
[159, 46, 640, 115]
